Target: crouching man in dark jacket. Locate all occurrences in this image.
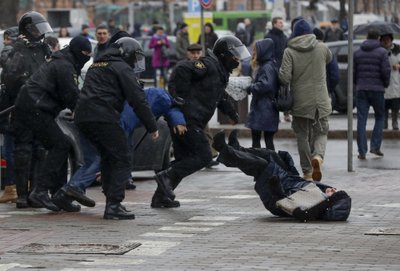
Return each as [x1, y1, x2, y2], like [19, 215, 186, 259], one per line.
[14, 36, 92, 212]
[212, 130, 352, 221]
[74, 37, 158, 220]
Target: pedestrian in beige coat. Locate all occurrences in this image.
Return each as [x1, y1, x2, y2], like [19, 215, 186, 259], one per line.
[279, 19, 332, 181]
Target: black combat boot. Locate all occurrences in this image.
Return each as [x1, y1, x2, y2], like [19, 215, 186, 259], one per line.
[28, 187, 60, 212]
[52, 190, 81, 212]
[228, 129, 241, 150]
[103, 202, 135, 220]
[154, 169, 175, 199]
[125, 178, 136, 190]
[212, 131, 227, 152]
[64, 186, 96, 207]
[151, 187, 180, 208]
[15, 179, 29, 209]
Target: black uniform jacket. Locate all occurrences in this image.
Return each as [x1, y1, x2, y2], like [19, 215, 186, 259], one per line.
[74, 47, 157, 133]
[15, 47, 80, 117]
[2, 39, 51, 102]
[168, 52, 237, 129]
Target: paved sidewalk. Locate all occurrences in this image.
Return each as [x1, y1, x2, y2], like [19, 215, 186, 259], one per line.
[1, 138, 400, 270]
[209, 113, 400, 139]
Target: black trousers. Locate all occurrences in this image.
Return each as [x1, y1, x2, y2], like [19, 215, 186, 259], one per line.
[77, 121, 131, 203]
[169, 126, 213, 187]
[14, 108, 70, 193]
[251, 130, 275, 150]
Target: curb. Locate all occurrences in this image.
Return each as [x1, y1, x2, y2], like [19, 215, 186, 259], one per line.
[209, 126, 400, 140]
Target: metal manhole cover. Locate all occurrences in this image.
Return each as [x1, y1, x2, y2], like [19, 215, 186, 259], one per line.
[11, 242, 141, 255]
[365, 228, 400, 235]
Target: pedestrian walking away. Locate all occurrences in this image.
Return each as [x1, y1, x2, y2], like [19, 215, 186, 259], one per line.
[212, 130, 352, 222]
[279, 19, 332, 181]
[354, 28, 391, 159]
[152, 36, 250, 209]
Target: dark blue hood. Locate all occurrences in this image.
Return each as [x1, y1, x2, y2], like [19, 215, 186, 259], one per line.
[256, 38, 275, 64]
[360, 39, 382, 51]
[321, 191, 352, 221]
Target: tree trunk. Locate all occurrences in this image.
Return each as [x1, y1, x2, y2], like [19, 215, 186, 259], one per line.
[0, 0, 19, 29]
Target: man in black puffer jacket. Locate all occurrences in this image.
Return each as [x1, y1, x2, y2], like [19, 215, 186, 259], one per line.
[212, 130, 352, 222]
[14, 36, 92, 212]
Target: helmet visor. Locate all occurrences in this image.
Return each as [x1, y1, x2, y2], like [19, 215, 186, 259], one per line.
[33, 21, 53, 36]
[230, 44, 251, 61]
[133, 52, 145, 73]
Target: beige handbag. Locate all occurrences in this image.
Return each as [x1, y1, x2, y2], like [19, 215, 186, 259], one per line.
[276, 183, 327, 216]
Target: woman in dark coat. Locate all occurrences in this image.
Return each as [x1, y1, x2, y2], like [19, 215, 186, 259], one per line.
[212, 130, 352, 222]
[197, 22, 218, 51]
[246, 38, 280, 150]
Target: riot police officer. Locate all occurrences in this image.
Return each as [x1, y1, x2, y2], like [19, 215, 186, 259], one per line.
[152, 36, 251, 208]
[13, 36, 92, 212]
[73, 37, 159, 220]
[1, 11, 53, 208]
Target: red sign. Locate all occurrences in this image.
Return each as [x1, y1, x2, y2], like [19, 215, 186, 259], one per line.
[199, 0, 212, 8]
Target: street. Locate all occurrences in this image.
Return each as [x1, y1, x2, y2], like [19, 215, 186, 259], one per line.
[1, 137, 400, 270]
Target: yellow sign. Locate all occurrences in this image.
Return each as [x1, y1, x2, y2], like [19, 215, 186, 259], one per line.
[183, 12, 213, 44]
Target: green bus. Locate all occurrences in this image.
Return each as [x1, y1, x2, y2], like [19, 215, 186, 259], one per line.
[212, 10, 272, 39]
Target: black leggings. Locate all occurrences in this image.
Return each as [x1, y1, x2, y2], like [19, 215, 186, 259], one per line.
[251, 130, 275, 150]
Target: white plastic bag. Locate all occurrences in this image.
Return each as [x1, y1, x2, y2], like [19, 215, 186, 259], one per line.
[225, 76, 252, 101]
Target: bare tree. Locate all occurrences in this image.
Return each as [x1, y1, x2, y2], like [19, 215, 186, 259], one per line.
[0, 0, 19, 29]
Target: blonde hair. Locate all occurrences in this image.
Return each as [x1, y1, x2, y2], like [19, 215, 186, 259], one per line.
[251, 45, 258, 71]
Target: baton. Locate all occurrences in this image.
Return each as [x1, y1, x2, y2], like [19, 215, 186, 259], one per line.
[0, 105, 15, 117]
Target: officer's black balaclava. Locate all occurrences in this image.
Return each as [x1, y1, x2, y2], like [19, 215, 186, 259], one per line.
[222, 53, 240, 73]
[69, 36, 92, 69]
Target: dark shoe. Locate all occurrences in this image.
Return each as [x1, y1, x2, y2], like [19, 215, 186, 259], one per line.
[28, 188, 60, 212]
[205, 159, 219, 168]
[16, 196, 29, 209]
[52, 190, 81, 212]
[357, 154, 366, 160]
[154, 170, 175, 199]
[64, 186, 96, 207]
[228, 129, 240, 149]
[212, 131, 227, 152]
[103, 202, 135, 220]
[370, 149, 384, 157]
[151, 190, 180, 208]
[125, 179, 136, 190]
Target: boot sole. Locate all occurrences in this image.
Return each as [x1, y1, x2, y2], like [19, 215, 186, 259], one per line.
[28, 195, 60, 212]
[103, 214, 135, 220]
[151, 201, 180, 208]
[65, 189, 96, 207]
[311, 158, 322, 181]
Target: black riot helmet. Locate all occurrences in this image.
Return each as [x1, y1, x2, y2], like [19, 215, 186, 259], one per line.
[114, 37, 145, 73]
[18, 11, 53, 41]
[212, 35, 251, 72]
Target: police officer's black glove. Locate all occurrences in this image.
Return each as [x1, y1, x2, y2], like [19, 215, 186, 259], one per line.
[172, 96, 185, 107]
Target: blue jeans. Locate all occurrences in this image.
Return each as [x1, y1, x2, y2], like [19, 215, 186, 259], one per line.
[356, 90, 385, 155]
[3, 133, 15, 186]
[63, 133, 100, 193]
